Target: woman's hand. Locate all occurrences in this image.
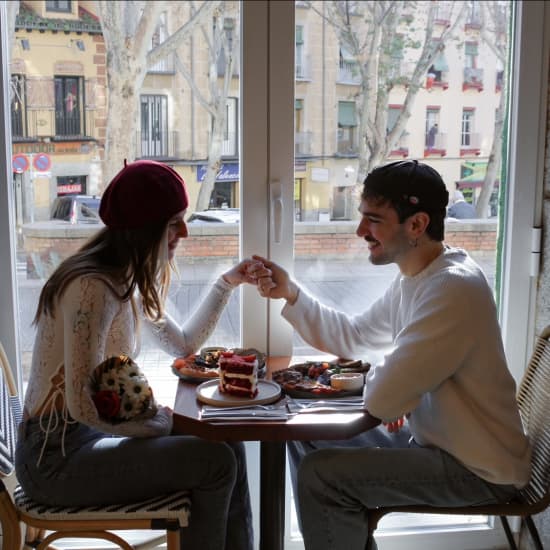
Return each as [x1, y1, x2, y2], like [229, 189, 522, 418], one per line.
[222, 258, 270, 286]
[251, 255, 300, 304]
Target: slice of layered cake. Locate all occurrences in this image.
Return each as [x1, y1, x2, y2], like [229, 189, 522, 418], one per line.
[218, 352, 259, 398]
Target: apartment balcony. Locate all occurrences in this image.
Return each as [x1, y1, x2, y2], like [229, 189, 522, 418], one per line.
[336, 131, 358, 156]
[295, 131, 312, 156]
[137, 131, 178, 159]
[460, 133, 481, 156]
[147, 53, 175, 74]
[12, 108, 96, 142]
[338, 61, 362, 85]
[424, 131, 447, 157]
[463, 67, 484, 92]
[426, 71, 449, 91]
[389, 133, 410, 158]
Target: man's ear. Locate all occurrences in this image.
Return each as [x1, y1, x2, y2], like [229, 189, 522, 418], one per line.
[407, 211, 430, 238]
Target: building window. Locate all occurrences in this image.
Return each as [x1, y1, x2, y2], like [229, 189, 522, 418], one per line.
[45, 1, 72, 13]
[54, 76, 83, 137]
[461, 109, 475, 147]
[10, 75, 26, 139]
[337, 101, 357, 155]
[465, 41, 478, 69]
[222, 97, 238, 157]
[338, 44, 361, 84]
[295, 25, 306, 79]
[425, 108, 440, 149]
[140, 95, 168, 158]
[148, 12, 174, 73]
[217, 17, 236, 77]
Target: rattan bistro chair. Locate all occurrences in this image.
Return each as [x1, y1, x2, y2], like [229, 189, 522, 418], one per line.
[365, 326, 550, 550]
[0, 342, 191, 550]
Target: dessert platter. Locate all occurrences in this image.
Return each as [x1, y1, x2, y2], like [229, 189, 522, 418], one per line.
[271, 359, 370, 399]
[172, 347, 266, 383]
[196, 350, 281, 407]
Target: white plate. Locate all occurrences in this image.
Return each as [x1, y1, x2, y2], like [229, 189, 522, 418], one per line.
[196, 379, 281, 407]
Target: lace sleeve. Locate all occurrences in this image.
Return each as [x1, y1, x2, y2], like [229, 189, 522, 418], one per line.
[61, 277, 172, 437]
[143, 276, 235, 356]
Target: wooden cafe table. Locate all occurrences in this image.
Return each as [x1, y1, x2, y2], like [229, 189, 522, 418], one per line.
[171, 356, 380, 550]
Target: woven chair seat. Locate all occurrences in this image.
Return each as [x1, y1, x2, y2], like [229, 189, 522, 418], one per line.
[14, 486, 191, 527]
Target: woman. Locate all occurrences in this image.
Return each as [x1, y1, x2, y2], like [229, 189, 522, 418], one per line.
[15, 160, 258, 550]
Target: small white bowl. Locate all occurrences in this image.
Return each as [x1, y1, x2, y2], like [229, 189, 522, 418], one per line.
[330, 372, 364, 391]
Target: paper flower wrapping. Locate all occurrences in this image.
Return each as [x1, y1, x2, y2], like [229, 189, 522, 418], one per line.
[92, 355, 157, 422]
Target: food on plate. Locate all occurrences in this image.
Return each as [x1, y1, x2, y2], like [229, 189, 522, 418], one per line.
[218, 351, 259, 398]
[272, 359, 370, 395]
[173, 355, 220, 379]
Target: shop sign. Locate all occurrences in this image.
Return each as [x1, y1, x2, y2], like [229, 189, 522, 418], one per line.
[197, 163, 239, 182]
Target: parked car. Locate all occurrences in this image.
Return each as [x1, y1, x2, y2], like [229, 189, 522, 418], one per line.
[187, 208, 240, 223]
[51, 195, 101, 224]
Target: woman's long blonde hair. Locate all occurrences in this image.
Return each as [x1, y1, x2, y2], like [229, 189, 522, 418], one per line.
[34, 222, 172, 324]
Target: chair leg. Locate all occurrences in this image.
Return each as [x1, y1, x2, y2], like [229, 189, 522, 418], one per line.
[524, 516, 545, 550]
[499, 516, 518, 550]
[0, 486, 23, 549]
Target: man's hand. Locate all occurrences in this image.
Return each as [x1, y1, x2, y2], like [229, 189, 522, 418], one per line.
[251, 255, 300, 304]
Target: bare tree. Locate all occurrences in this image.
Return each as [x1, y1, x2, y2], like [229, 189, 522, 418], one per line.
[96, 0, 221, 189]
[476, 1, 510, 218]
[311, 0, 467, 187]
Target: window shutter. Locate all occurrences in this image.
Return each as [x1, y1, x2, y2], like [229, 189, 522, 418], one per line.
[338, 101, 356, 127]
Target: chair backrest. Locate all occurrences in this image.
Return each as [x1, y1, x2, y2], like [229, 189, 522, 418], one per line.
[517, 326, 550, 506]
[0, 342, 21, 478]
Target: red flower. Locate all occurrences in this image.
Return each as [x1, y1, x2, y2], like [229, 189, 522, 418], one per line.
[93, 390, 121, 420]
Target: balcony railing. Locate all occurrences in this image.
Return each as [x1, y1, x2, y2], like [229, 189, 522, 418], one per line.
[295, 131, 312, 156]
[338, 61, 362, 85]
[463, 67, 484, 91]
[12, 109, 96, 141]
[147, 53, 175, 74]
[336, 130, 358, 156]
[222, 131, 238, 157]
[137, 131, 178, 159]
[389, 133, 410, 157]
[424, 131, 447, 155]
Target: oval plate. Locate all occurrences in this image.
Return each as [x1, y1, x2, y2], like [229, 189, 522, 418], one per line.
[196, 379, 281, 407]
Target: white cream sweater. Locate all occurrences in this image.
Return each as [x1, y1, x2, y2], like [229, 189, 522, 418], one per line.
[24, 275, 235, 438]
[282, 247, 531, 487]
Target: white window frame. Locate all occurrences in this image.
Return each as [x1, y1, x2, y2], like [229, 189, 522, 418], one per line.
[0, 1, 548, 549]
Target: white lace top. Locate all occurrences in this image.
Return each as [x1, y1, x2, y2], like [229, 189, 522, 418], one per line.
[24, 274, 235, 441]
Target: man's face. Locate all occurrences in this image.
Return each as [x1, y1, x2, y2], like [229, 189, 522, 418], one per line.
[356, 198, 410, 266]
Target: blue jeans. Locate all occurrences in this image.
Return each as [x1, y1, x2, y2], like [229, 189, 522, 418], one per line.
[288, 425, 518, 550]
[16, 417, 253, 550]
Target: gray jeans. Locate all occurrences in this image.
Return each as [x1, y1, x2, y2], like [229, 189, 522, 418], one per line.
[16, 417, 253, 550]
[288, 425, 518, 550]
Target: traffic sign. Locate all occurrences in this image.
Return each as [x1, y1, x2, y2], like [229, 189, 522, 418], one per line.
[33, 153, 52, 172]
[12, 154, 29, 173]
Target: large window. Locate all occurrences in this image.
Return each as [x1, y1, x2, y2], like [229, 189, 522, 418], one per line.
[1, 2, 548, 549]
[54, 76, 83, 137]
[140, 94, 168, 158]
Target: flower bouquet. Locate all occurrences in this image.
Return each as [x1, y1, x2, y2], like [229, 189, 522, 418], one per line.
[91, 355, 157, 423]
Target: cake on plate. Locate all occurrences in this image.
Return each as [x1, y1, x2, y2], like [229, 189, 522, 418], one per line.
[218, 351, 259, 398]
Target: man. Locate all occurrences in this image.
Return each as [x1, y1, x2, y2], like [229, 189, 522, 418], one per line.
[448, 196, 477, 219]
[252, 160, 531, 550]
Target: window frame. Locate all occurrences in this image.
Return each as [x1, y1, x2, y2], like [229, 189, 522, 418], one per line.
[0, 1, 548, 548]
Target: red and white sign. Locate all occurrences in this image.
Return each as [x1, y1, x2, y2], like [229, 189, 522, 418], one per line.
[33, 153, 52, 172]
[12, 154, 30, 173]
[57, 184, 82, 195]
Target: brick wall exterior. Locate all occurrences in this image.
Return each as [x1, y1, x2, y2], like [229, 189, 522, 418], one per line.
[22, 221, 497, 278]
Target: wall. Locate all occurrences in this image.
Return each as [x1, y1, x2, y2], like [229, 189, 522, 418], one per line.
[21, 219, 497, 277]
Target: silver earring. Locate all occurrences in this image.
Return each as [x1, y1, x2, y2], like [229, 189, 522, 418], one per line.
[409, 238, 418, 248]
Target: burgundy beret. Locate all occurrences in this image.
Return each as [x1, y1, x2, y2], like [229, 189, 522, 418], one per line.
[99, 160, 189, 229]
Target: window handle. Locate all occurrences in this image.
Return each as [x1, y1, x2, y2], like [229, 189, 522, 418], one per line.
[270, 180, 283, 244]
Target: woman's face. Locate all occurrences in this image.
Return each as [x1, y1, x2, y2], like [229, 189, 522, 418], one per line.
[166, 211, 188, 260]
